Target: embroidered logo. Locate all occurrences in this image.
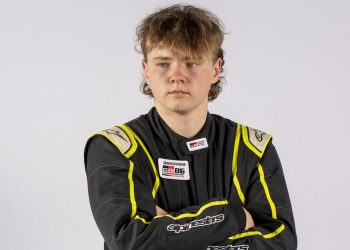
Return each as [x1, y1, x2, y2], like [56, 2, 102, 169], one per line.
[158, 158, 190, 180]
[186, 137, 208, 151]
[253, 129, 265, 142]
[206, 245, 249, 250]
[105, 128, 127, 141]
[167, 214, 224, 233]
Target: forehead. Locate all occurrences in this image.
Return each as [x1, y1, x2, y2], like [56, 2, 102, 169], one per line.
[147, 46, 210, 61]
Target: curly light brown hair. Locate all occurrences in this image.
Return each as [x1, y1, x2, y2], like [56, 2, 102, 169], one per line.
[136, 4, 226, 101]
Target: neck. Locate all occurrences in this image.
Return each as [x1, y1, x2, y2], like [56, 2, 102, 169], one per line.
[155, 104, 208, 138]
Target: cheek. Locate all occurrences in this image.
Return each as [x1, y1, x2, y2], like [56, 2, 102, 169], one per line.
[147, 72, 163, 95]
[193, 70, 214, 87]
[148, 68, 166, 81]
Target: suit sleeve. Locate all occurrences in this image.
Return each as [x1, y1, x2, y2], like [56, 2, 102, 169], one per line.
[84, 135, 246, 250]
[210, 142, 297, 249]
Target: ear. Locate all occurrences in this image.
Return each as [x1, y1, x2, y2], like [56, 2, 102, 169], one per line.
[211, 58, 222, 83]
[142, 59, 149, 80]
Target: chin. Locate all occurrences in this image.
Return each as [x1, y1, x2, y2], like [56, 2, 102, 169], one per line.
[169, 104, 192, 115]
[157, 99, 198, 115]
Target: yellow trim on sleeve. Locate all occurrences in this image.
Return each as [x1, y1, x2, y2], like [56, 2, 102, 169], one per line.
[228, 224, 285, 240]
[232, 124, 246, 205]
[118, 125, 138, 158]
[93, 125, 138, 159]
[134, 200, 228, 224]
[242, 126, 261, 157]
[157, 200, 228, 220]
[241, 126, 271, 158]
[233, 176, 245, 205]
[228, 127, 282, 242]
[123, 125, 160, 199]
[128, 160, 137, 219]
[258, 163, 277, 219]
[93, 132, 124, 154]
[134, 215, 150, 224]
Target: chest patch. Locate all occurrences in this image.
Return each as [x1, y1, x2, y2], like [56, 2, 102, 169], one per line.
[158, 158, 190, 180]
[186, 137, 208, 151]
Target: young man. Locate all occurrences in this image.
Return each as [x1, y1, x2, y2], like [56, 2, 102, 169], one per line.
[84, 4, 297, 250]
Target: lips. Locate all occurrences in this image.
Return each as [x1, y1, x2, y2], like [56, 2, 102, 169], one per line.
[168, 90, 190, 96]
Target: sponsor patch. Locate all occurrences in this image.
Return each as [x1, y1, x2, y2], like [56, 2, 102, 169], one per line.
[186, 137, 208, 151]
[167, 214, 224, 233]
[158, 158, 190, 180]
[206, 245, 249, 250]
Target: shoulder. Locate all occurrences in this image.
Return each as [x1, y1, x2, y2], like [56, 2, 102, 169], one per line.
[211, 113, 272, 158]
[84, 113, 150, 157]
[84, 123, 140, 162]
[240, 125, 272, 158]
[93, 126, 136, 154]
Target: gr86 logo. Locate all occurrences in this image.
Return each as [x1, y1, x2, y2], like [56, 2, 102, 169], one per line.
[206, 245, 249, 250]
[158, 158, 190, 180]
[162, 165, 185, 176]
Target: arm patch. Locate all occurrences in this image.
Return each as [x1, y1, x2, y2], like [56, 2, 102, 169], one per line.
[100, 126, 131, 154]
[242, 125, 272, 158]
[93, 126, 138, 158]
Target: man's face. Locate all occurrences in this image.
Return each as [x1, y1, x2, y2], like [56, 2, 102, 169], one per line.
[142, 47, 222, 115]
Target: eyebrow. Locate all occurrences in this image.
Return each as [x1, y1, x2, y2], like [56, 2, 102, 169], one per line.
[152, 56, 173, 61]
[152, 56, 203, 62]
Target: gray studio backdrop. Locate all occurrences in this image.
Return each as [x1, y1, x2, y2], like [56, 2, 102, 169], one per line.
[1, 0, 349, 249]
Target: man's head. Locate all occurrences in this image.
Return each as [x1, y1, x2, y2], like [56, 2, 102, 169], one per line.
[136, 4, 226, 102]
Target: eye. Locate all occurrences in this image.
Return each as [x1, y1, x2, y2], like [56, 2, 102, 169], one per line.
[186, 62, 197, 68]
[158, 63, 169, 68]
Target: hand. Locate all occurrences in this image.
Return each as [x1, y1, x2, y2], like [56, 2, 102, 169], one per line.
[243, 207, 255, 229]
[156, 205, 168, 216]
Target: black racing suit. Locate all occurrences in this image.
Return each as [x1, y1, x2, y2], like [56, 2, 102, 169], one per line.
[84, 107, 297, 250]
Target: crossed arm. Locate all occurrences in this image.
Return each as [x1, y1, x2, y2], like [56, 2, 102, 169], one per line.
[156, 205, 255, 229]
[85, 135, 297, 249]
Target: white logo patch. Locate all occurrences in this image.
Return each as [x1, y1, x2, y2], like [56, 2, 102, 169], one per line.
[167, 214, 224, 233]
[158, 158, 190, 180]
[186, 137, 208, 151]
[206, 245, 249, 250]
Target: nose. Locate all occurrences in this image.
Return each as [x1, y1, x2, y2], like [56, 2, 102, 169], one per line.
[169, 64, 187, 84]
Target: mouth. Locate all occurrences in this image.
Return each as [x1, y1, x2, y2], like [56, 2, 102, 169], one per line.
[168, 90, 190, 97]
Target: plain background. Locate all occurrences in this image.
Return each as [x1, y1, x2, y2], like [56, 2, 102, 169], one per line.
[1, 0, 349, 249]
